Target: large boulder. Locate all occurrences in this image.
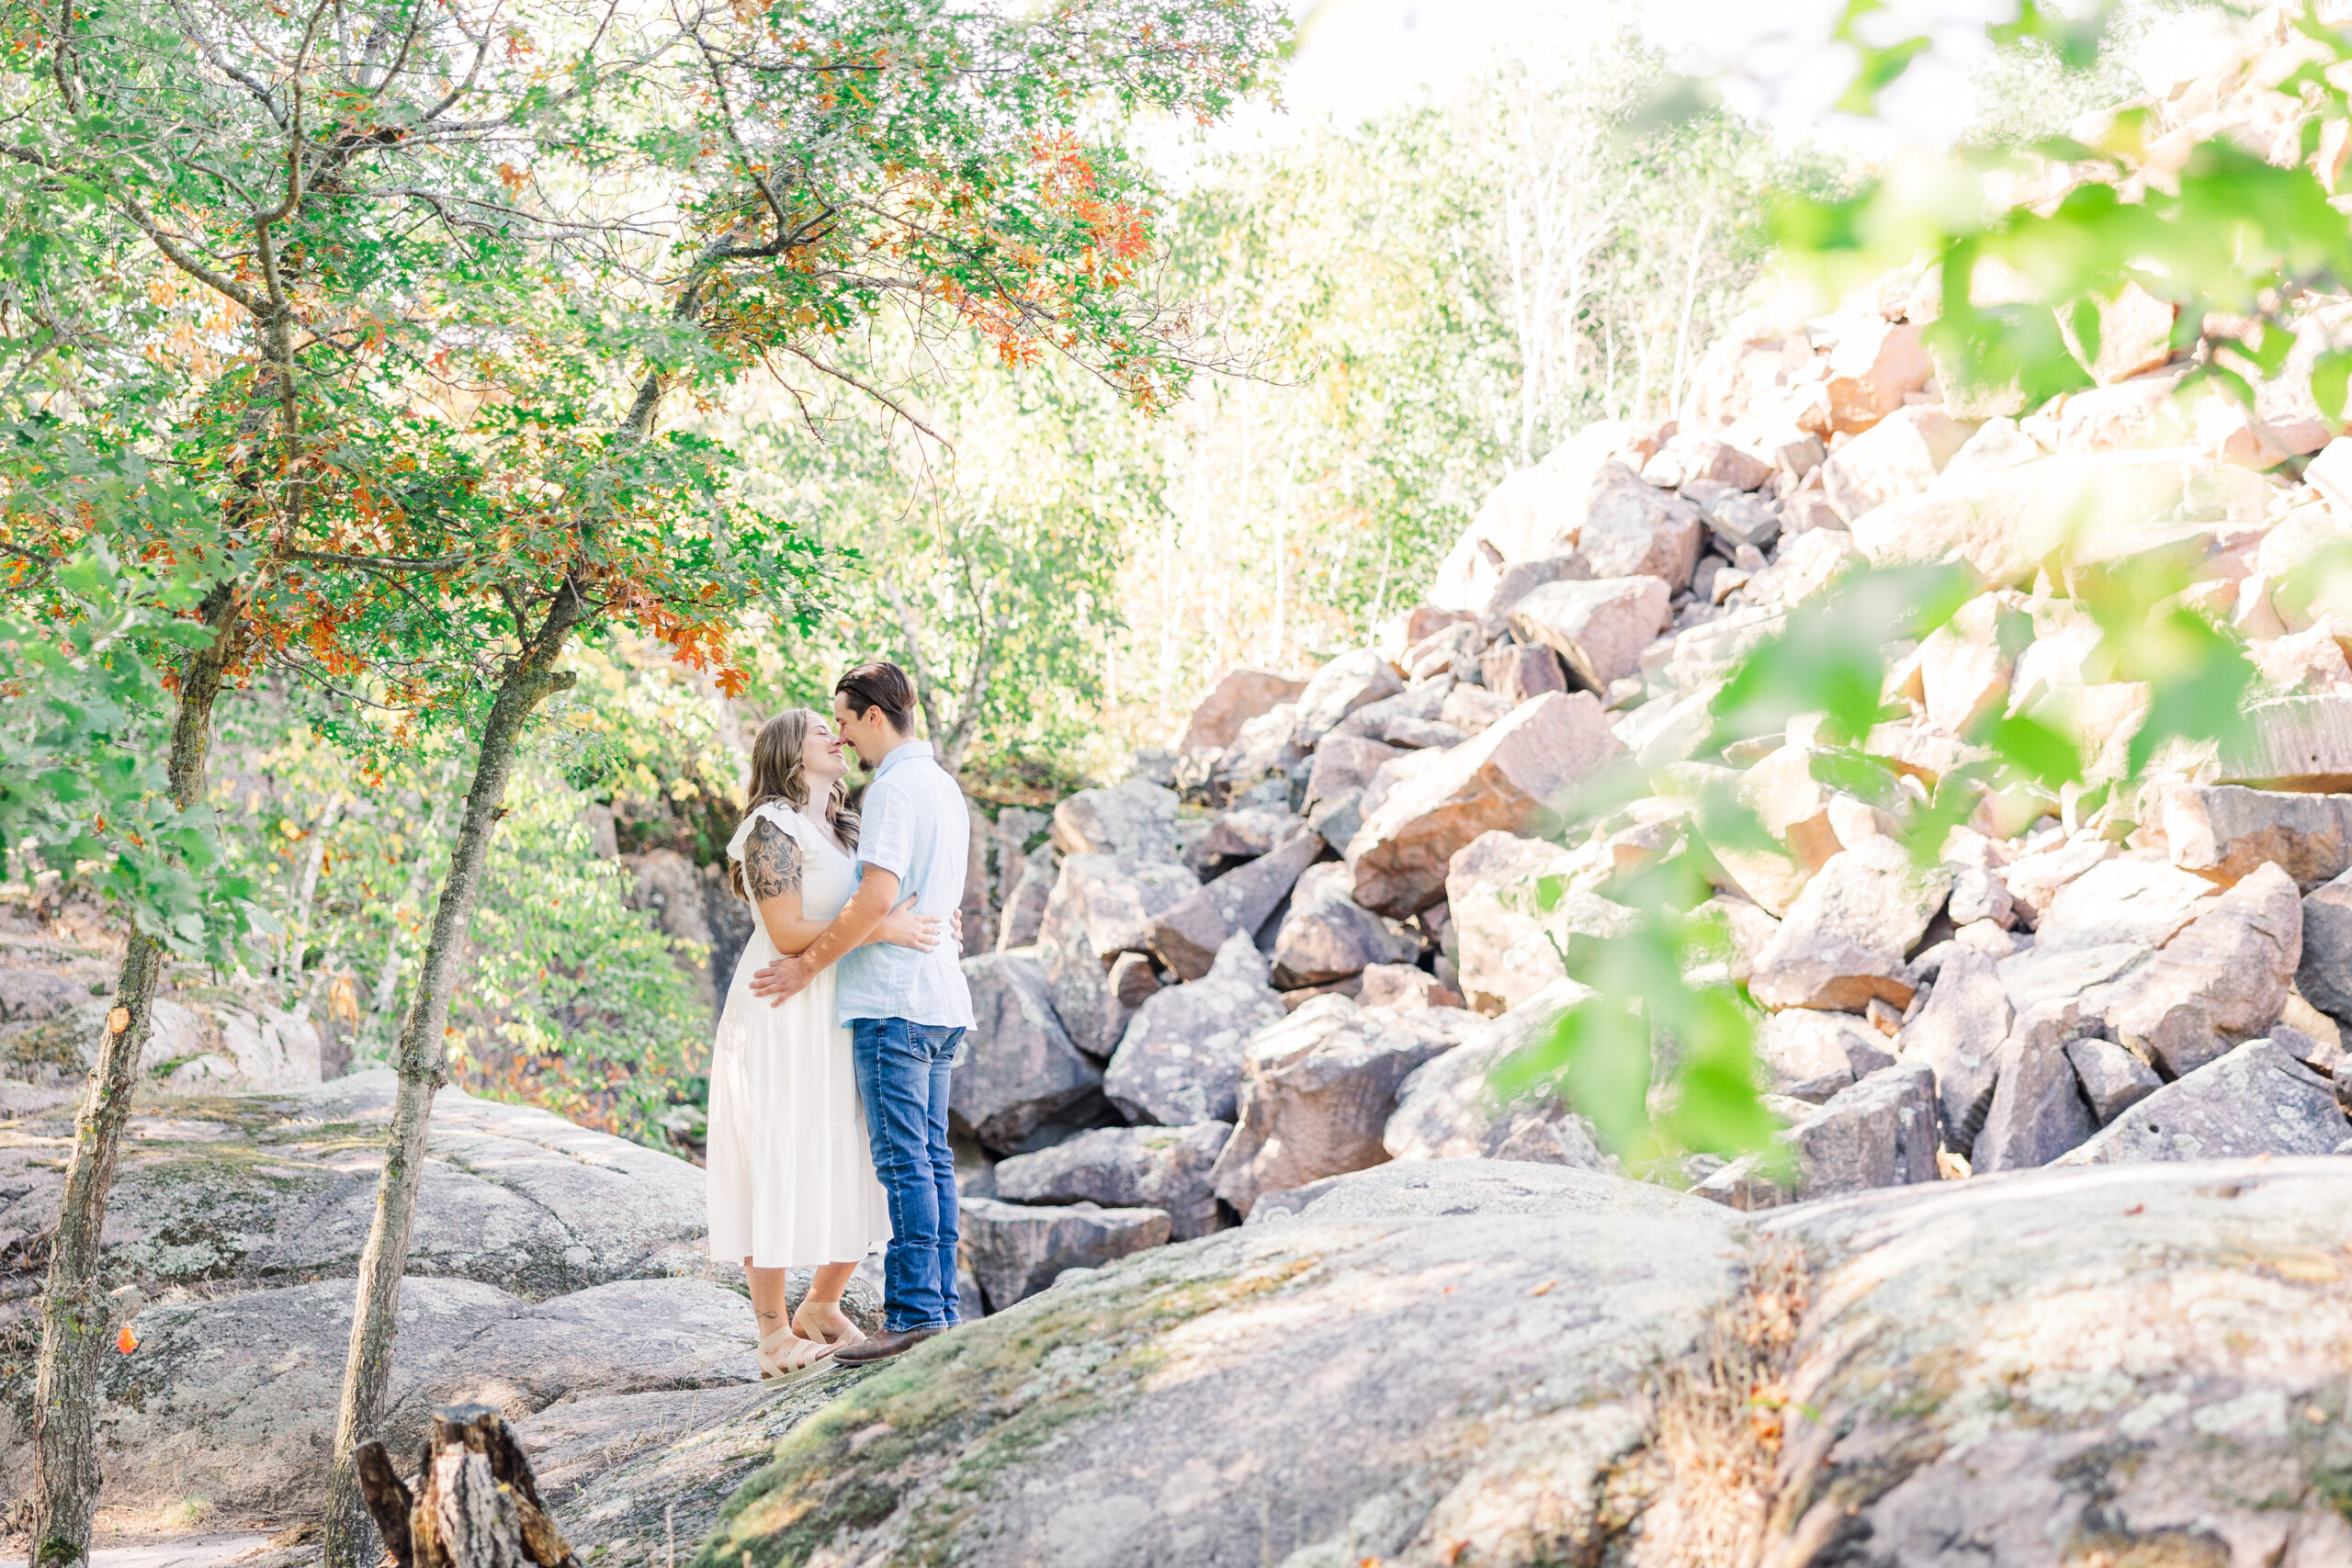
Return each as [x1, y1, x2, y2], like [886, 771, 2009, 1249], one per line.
[1147, 831, 1322, 982]
[2083, 861, 2301, 1077]
[1051, 778, 1182, 863]
[54, 1276, 757, 1520]
[2216, 692, 2352, 791]
[1207, 702, 1307, 802]
[1291, 649, 1406, 748]
[1102, 932, 1283, 1125]
[1036, 853, 1200, 1055]
[1971, 1002, 2098, 1172]
[1445, 830, 1636, 1015]
[1175, 669, 1307, 755]
[2055, 1038, 2351, 1164]
[2162, 783, 2352, 887]
[1749, 1160, 2352, 1563]
[1269, 861, 1420, 987]
[1244, 1157, 1705, 1225]
[1755, 1008, 1897, 1103]
[956, 1198, 1172, 1313]
[1894, 945, 2013, 1151]
[1345, 691, 1622, 919]
[1383, 981, 1611, 1168]
[992, 1122, 1233, 1241]
[693, 1181, 1746, 1568]
[2297, 864, 2352, 1023]
[1848, 448, 2266, 588]
[0, 1072, 708, 1302]
[952, 952, 1106, 1156]
[1694, 1062, 1941, 1210]
[1820, 404, 1972, 522]
[1209, 995, 1469, 1214]
[1747, 836, 1953, 1012]
[1508, 575, 1674, 692]
[1574, 466, 1706, 587]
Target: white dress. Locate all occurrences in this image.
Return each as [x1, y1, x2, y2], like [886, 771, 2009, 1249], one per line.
[705, 803, 893, 1266]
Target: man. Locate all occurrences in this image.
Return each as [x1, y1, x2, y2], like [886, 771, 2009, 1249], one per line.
[748, 660, 974, 1362]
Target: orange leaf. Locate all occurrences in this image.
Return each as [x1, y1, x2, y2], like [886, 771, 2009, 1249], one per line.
[116, 1325, 138, 1354]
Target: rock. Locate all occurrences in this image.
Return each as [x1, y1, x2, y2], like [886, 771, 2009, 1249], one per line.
[953, 952, 1106, 1155]
[1508, 575, 1673, 692]
[1245, 1157, 1715, 1225]
[1750, 1160, 2352, 1563]
[0, 966, 85, 1025]
[1694, 1062, 1939, 1211]
[1036, 853, 1200, 1055]
[1640, 432, 1771, 491]
[1271, 862, 1420, 987]
[1102, 931, 1283, 1125]
[1849, 449, 2264, 588]
[1174, 669, 1307, 755]
[1291, 649, 1406, 748]
[992, 1122, 1232, 1242]
[1754, 1009, 1897, 1102]
[1917, 591, 2030, 734]
[1438, 682, 1512, 736]
[2068, 278, 2177, 382]
[1576, 465, 1706, 587]
[1703, 490, 1782, 552]
[1209, 994, 1468, 1214]
[1148, 831, 1322, 982]
[1357, 963, 1464, 1011]
[1820, 406, 1972, 522]
[1207, 702, 1306, 801]
[994, 844, 1057, 952]
[2088, 861, 2301, 1077]
[957, 1198, 1172, 1312]
[1478, 640, 1570, 705]
[155, 998, 327, 1092]
[2030, 850, 2215, 953]
[1383, 980, 1609, 1168]
[2162, 783, 2352, 887]
[1972, 1003, 2098, 1171]
[1894, 946, 2012, 1151]
[1444, 829, 1635, 1014]
[2056, 1038, 2352, 1164]
[2297, 865, 2352, 1023]
[2064, 1033, 2163, 1123]
[1821, 314, 1933, 432]
[1476, 554, 1591, 639]
[1747, 837, 1953, 1012]
[1939, 413, 2041, 479]
[1345, 691, 1622, 919]
[1403, 618, 1482, 682]
[1303, 733, 1402, 814]
[696, 1184, 1743, 1568]
[1051, 778, 1182, 863]
[69, 1274, 756, 1520]
[2218, 691, 2352, 790]
[0, 1072, 710, 1303]
[1185, 803, 1303, 874]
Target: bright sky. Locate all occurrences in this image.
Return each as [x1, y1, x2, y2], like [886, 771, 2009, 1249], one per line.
[1243, 0, 2145, 154]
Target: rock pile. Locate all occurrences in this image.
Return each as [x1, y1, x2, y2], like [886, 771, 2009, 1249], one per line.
[952, 220, 2352, 1301]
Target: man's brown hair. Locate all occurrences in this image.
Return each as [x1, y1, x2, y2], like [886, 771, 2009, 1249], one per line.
[835, 660, 917, 736]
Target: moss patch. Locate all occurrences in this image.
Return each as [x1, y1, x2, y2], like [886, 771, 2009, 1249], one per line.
[695, 1250, 1318, 1568]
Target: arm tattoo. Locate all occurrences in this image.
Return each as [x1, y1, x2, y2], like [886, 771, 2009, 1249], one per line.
[743, 819, 802, 901]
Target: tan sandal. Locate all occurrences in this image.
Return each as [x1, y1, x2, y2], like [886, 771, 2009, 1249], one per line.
[792, 1299, 866, 1348]
[757, 1324, 835, 1380]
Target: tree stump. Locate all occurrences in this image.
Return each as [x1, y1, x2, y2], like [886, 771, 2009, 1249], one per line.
[356, 1405, 577, 1568]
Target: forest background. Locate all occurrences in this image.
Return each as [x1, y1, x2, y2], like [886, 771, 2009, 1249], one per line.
[3, 0, 2174, 1150]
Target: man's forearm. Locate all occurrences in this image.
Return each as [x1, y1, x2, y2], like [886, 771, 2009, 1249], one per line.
[797, 880, 895, 976]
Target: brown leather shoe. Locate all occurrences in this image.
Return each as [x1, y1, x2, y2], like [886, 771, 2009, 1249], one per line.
[830, 1325, 944, 1366]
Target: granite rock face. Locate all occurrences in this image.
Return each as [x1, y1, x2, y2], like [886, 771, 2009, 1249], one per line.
[1102, 932, 1284, 1125]
[953, 951, 1107, 1155]
[957, 1197, 1172, 1312]
[992, 1122, 1232, 1241]
[2056, 1038, 2352, 1165]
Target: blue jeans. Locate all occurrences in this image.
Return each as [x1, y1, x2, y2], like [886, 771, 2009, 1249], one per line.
[849, 1017, 964, 1332]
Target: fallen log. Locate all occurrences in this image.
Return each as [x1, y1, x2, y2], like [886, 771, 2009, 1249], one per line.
[356, 1404, 577, 1568]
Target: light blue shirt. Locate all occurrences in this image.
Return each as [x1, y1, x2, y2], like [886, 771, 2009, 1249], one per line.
[836, 739, 976, 1029]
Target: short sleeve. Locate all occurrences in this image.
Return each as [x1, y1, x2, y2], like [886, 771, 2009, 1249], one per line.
[856, 779, 914, 883]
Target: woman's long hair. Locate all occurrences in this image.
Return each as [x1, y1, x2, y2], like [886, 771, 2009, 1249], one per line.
[726, 709, 860, 902]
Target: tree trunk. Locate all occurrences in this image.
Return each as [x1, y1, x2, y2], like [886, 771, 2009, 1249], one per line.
[28, 584, 240, 1568]
[357, 1404, 577, 1568]
[321, 589, 584, 1568]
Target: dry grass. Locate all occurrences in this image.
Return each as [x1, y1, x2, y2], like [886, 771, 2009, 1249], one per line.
[1625, 1239, 1811, 1568]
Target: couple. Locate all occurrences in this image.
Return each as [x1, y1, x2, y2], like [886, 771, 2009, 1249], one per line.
[705, 660, 974, 1376]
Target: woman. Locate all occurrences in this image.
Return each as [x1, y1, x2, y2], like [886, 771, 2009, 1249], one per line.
[710, 708, 942, 1376]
